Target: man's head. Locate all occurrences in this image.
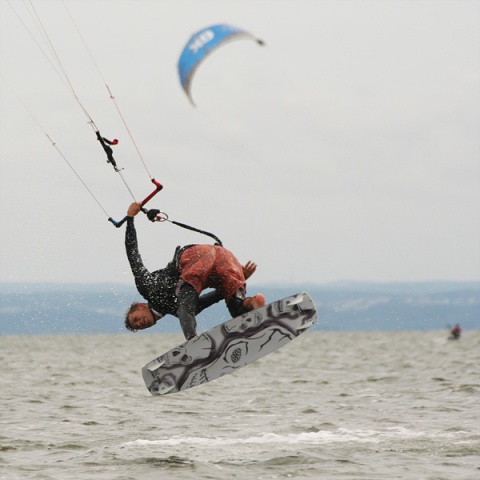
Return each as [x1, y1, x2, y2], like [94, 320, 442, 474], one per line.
[125, 302, 157, 332]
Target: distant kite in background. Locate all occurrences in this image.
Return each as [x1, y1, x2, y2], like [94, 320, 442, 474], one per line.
[178, 24, 265, 105]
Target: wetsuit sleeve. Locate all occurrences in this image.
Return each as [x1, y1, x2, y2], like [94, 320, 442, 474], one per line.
[196, 290, 223, 314]
[125, 217, 150, 281]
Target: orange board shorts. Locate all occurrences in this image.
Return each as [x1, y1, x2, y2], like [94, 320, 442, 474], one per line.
[178, 245, 245, 302]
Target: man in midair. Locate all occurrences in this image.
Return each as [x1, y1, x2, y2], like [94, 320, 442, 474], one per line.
[124, 202, 265, 339]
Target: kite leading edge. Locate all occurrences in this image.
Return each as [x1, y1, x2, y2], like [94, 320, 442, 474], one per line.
[177, 23, 265, 105]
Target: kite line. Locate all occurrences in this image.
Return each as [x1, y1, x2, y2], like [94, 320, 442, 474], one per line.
[4, 4, 264, 244]
[6, 0, 165, 227]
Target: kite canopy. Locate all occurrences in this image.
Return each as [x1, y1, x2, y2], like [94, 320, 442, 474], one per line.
[177, 24, 264, 105]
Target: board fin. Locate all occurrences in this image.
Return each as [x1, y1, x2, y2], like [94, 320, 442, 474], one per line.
[146, 360, 165, 372]
[297, 318, 316, 331]
[152, 383, 176, 395]
[286, 293, 304, 306]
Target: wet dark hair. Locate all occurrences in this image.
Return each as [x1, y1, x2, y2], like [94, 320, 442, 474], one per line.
[124, 302, 141, 332]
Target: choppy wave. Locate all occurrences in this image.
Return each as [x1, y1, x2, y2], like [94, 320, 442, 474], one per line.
[127, 431, 345, 447]
[124, 426, 477, 448]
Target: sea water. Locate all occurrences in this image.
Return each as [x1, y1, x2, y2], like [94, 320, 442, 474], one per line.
[1, 331, 479, 480]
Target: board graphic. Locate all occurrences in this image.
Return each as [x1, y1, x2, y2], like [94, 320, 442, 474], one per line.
[142, 291, 317, 396]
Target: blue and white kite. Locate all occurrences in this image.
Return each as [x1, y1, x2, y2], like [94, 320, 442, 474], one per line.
[178, 24, 264, 105]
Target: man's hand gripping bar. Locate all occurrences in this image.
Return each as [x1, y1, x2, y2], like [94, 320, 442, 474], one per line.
[108, 178, 163, 228]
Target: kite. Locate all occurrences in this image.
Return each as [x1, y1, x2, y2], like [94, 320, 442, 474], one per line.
[177, 24, 264, 104]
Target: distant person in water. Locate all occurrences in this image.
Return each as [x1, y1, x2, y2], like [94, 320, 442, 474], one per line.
[449, 323, 461, 340]
[123, 202, 265, 339]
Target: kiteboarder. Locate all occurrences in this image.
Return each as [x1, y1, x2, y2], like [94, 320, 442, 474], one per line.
[124, 202, 265, 339]
[449, 323, 462, 340]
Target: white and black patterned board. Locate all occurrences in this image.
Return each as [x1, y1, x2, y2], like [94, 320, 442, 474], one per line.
[142, 292, 317, 396]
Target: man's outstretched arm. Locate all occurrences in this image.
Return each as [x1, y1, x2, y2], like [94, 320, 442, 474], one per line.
[125, 203, 149, 280]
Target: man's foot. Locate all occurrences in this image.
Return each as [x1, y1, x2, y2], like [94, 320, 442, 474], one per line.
[243, 294, 266, 312]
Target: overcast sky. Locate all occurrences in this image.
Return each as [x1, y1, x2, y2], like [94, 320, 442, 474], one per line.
[0, 0, 479, 288]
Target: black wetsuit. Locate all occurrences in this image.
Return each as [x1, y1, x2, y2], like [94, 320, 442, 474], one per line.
[125, 216, 222, 337]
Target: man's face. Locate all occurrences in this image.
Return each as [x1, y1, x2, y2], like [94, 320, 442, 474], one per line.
[128, 304, 156, 330]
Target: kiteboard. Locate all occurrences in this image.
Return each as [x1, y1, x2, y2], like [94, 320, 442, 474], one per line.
[142, 291, 317, 396]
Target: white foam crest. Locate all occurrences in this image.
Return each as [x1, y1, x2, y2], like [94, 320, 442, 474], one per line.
[123, 426, 451, 448]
